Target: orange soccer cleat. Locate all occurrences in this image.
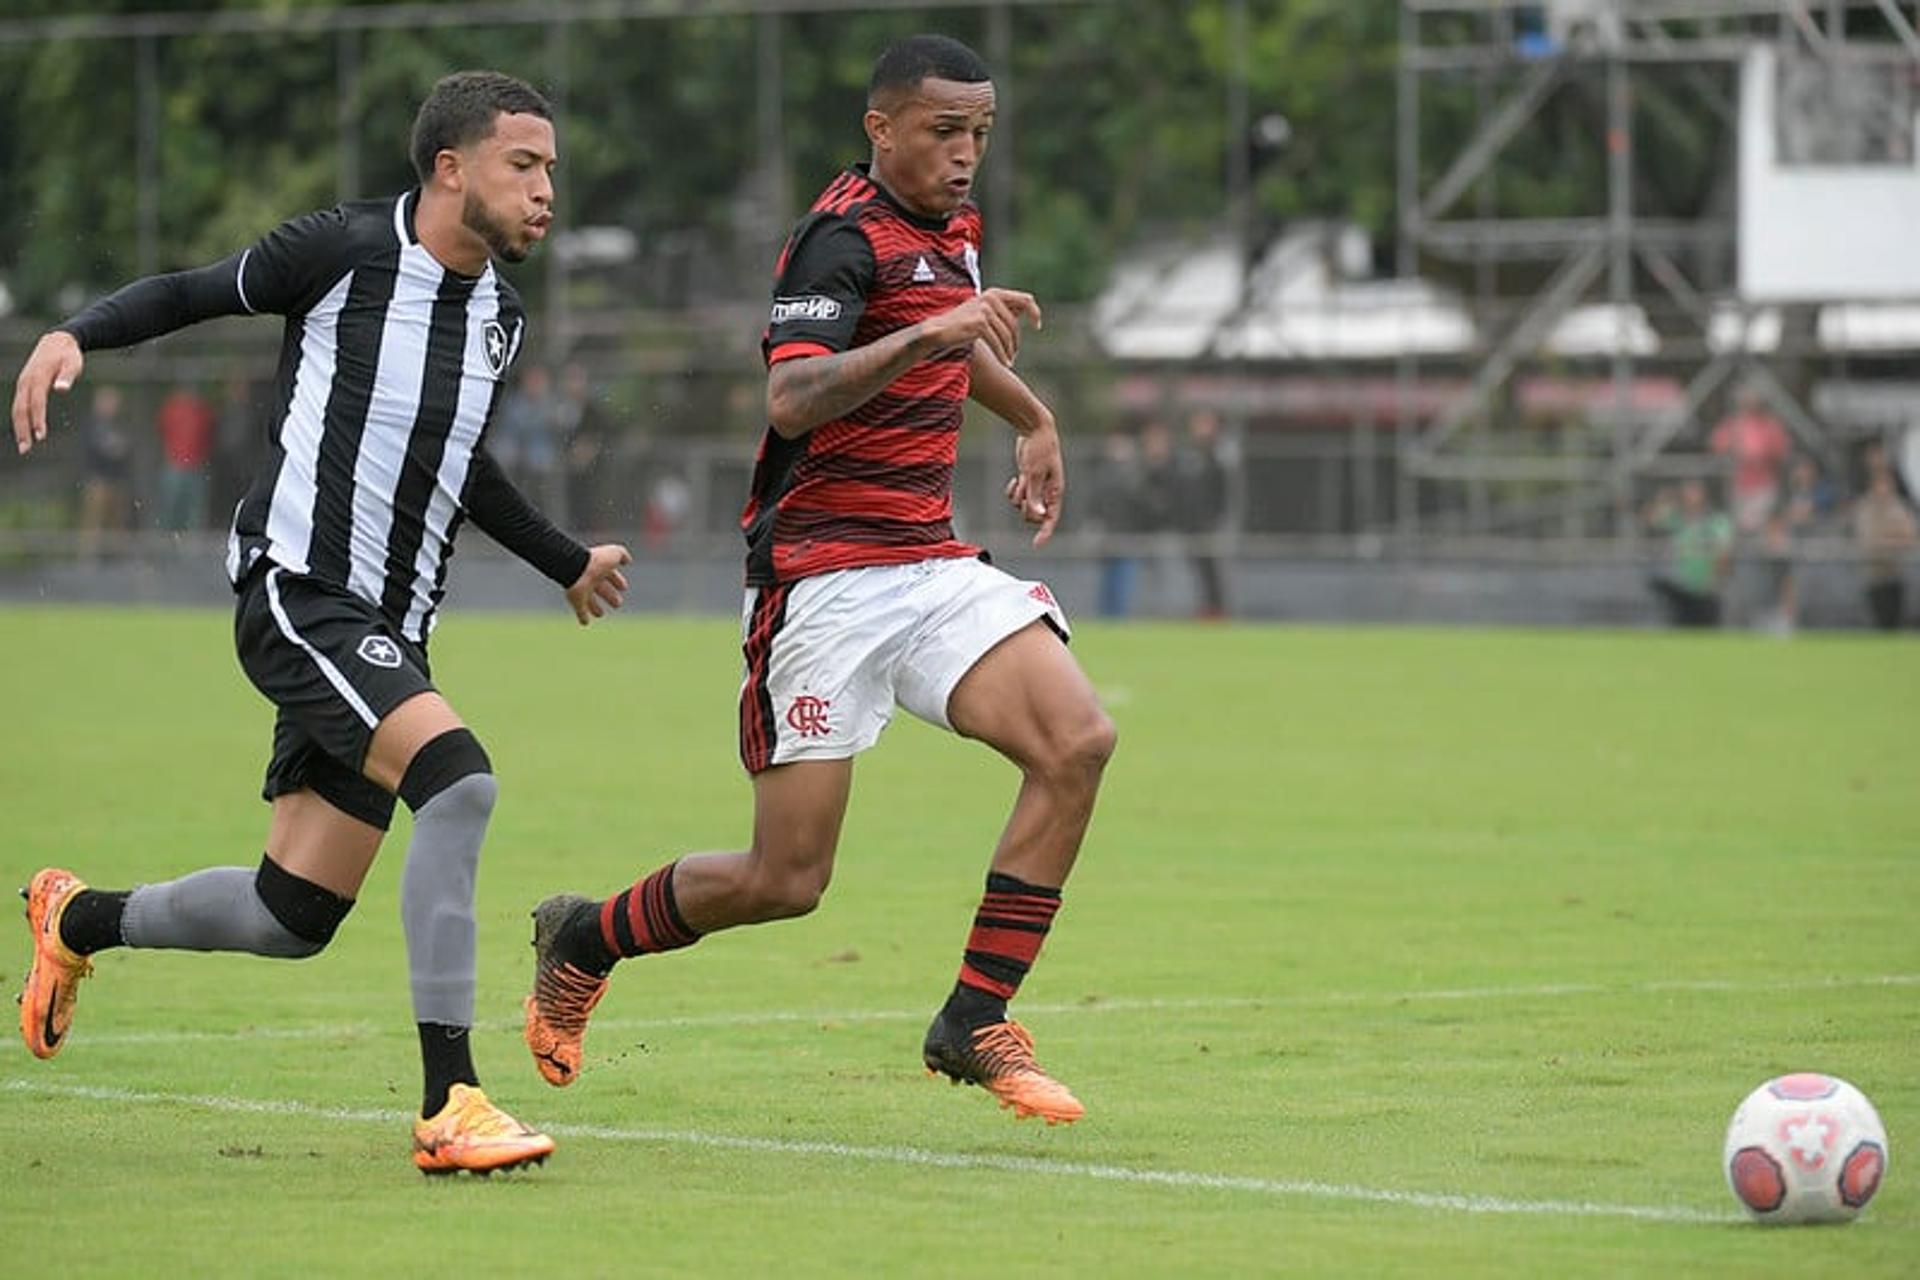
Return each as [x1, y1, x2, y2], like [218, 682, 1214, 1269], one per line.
[922, 1009, 1085, 1125]
[522, 894, 608, 1087]
[18, 868, 94, 1060]
[411, 1084, 555, 1176]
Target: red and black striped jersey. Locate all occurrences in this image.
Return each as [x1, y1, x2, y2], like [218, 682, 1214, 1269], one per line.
[742, 164, 984, 586]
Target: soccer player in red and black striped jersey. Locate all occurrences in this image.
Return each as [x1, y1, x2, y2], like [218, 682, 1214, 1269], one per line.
[525, 34, 1114, 1124]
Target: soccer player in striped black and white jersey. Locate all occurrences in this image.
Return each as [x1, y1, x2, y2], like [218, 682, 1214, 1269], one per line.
[524, 35, 1115, 1126]
[9, 71, 629, 1174]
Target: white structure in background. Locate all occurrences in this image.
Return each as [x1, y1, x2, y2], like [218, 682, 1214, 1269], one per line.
[1739, 44, 1920, 302]
[1091, 238, 1243, 360]
[1546, 0, 1623, 49]
[1092, 224, 1735, 362]
[1226, 227, 1480, 360]
[1092, 224, 1480, 362]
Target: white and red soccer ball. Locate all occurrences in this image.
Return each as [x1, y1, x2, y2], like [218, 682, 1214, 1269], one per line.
[1724, 1073, 1888, 1224]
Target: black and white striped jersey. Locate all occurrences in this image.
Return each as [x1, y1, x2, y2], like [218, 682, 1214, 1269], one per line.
[60, 190, 586, 643]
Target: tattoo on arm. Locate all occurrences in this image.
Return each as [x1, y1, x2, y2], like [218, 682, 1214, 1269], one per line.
[769, 326, 933, 437]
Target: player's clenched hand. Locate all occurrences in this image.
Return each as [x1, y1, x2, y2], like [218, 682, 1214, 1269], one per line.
[566, 543, 632, 626]
[11, 331, 84, 457]
[922, 288, 1041, 367]
[1004, 420, 1065, 548]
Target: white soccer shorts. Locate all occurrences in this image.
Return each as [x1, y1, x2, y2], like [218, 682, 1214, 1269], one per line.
[737, 556, 1070, 772]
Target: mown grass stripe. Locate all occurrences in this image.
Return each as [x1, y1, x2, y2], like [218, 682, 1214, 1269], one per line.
[2, 1079, 1736, 1224]
[6, 973, 1909, 1049]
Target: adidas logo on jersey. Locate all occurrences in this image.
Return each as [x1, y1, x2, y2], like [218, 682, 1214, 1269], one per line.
[912, 256, 936, 284]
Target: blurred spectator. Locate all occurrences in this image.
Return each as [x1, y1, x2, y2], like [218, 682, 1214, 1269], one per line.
[644, 470, 691, 549]
[1137, 419, 1181, 614]
[77, 385, 133, 561]
[1088, 429, 1147, 618]
[1644, 479, 1733, 628]
[492, 363, 561, 510]
[212, 375, 261, 525]
[1856, 437, 1908, 502]
[1175, 409, 1233, 620]
[554, 361, 609, 532]
[1783, 454, 1837, 525]
[1710, 388, 1791, 535]
[155, 382, 215, 532]
[1853, 464, 1918, 631]
[1758, 455, 1829, 635]
[1137, 419, 1178, 534]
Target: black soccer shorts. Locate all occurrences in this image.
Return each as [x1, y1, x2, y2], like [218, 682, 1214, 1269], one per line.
[233, 563, 436, 829]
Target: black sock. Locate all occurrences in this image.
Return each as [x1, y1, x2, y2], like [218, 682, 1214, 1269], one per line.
[417, 1023, 479, 1117]
[942, 980, 1007, 1032]
[559, 899, 618, 977]
[58, 890, 129, 955]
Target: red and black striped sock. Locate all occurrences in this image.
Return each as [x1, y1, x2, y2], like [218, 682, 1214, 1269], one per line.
[598, 861, 701, 962]
[947, 871, 1062, 1029]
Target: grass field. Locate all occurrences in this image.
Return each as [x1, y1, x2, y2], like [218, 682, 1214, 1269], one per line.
[0, 606, 1914, 1277]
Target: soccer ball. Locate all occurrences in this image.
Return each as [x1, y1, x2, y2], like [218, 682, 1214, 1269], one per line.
[1724, 1073, 1888, 1224]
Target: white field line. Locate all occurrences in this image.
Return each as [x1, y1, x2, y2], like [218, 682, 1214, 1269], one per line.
[2, 1079, 1735, 1225]
[5, 972, 1913, 1051]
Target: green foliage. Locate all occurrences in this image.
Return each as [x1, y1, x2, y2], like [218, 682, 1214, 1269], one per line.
[0, 1, 1734, 314]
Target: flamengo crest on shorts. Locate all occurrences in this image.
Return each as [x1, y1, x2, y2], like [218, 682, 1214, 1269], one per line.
[785, 695, 833, 738]
[737, 559, 1071, 774]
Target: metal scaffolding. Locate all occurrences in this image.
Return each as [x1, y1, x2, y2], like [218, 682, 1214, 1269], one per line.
[1396, 0, 1920, 540]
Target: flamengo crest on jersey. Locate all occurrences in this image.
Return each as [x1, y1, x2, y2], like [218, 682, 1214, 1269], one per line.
[225, 192, 524, 642]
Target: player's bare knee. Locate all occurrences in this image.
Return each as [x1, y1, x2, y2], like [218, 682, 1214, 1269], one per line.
[1082, 709, 1119, 770]
[254, 855, 355, 958]
[769, 867, 833, 919]
[1033, 706, 1117, 786]
[743, 857, 833, 920]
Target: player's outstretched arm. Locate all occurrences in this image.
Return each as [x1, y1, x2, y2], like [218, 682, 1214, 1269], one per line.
[766, 287, 1042, 440]
[12, 251, 277, 457]
[11, 332, 85, 456]
[970, 341, 1064, 547]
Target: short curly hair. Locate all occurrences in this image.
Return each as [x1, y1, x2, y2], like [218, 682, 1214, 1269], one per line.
[409, 70, 552, 182]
